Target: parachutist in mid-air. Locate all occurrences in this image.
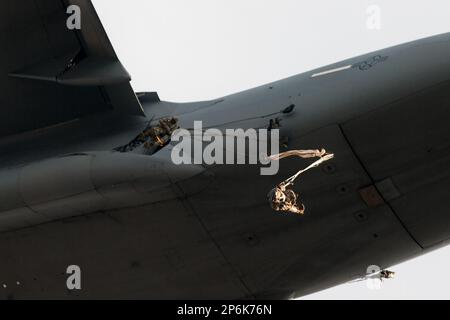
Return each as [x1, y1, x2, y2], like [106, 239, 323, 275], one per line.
[267, 149, 334, 215]
[380, 270, 396, 279]
[268, 182, 305, 215]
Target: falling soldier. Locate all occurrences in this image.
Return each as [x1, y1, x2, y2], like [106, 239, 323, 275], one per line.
[268, 183, 305, 215]
[267, 148, 334, 215]
[142, 117, 179, 150]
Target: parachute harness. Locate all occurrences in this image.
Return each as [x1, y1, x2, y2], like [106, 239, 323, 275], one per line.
[267, 149, 334, 215]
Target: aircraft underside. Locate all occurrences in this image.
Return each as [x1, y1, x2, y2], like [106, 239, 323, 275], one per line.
[0, 0, 450, 300]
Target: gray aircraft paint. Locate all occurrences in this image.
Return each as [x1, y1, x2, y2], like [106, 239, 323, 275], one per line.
[0, 0, 449, 299]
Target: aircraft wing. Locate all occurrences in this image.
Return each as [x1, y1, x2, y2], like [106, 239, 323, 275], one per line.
[0, 0, 145, 138]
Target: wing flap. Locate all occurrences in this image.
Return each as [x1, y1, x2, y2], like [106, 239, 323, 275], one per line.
[10, 56, 132, 87]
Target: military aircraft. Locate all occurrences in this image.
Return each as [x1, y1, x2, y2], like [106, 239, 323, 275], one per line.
[0, 0, 449, 299]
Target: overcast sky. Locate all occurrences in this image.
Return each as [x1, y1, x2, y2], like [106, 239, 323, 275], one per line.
[92, 0, 450, 299]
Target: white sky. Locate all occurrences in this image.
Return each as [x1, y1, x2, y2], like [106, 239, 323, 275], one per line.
[92, 0, 450, 299]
